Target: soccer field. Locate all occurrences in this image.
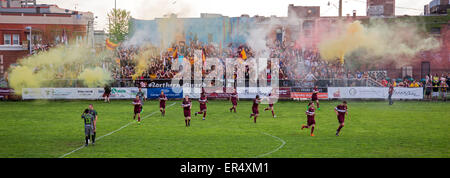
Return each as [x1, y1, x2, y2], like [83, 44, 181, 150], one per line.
[0, 100, 449, 158]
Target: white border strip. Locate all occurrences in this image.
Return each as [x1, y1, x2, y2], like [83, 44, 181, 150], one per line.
[59, 102, 176, 158]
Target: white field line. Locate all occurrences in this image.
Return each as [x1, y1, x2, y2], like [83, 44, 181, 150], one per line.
[227, 114, 287, 158]
[59, 102, 176, 158]
[255, 132, 286, 158]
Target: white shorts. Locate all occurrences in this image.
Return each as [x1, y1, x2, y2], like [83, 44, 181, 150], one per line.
[432, 92, 439, 97]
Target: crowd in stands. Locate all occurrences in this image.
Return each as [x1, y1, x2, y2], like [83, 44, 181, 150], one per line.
[111, 39, 449, 94]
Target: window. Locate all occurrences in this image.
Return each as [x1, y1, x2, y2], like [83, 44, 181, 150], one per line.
[4, 34, 11, 45]
[12, 34, 20, 45]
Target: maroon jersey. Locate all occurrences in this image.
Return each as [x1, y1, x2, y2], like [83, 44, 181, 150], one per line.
[252, 98, 260, 114]
[389, 85, 394, 95]
[335, 104, 347, 123]
[182, 99, 191, 117]
[306, 107, 316, 126]
[199, 96, 207, 110]
[159, 94, 167, 108]
[312, 88, 319, 101]
[231, 92, 238, 105]
[133, 99, 142, 113]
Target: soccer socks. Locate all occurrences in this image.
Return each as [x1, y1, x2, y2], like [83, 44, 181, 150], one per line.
[337, 125, 344, 135]
[203, 112, 206, 118]
[254, 116, 257, 123]
[85, 136, 89, 145]
[185, 120, 188, 126]
[138, 116, 141, 122]
[92, 132, 96, 144]
[311, 126, 315, 135]
[271, 111, 275, 117]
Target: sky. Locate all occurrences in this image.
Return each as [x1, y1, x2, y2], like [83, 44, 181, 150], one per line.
[37, 0, 430, 30]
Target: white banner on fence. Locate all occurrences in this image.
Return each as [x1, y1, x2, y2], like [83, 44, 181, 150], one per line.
[182, 87, 274, 99]
[328, 87, 423, 99]
[22, 88, 146, 100]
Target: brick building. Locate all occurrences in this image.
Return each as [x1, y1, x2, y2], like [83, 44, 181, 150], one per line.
[367, 0, 395, 17]
[0, 0, 94, 78]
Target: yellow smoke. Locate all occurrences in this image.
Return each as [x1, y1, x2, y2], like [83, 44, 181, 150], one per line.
[318, 20, 440, 66]
[7, 44, 115, 95]
[131, 45, 158, 80]
[319, 21, 365, 65]
[78, 67, 113, 88]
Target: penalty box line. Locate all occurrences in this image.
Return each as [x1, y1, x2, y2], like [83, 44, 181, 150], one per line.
[59, 102, 177, 158]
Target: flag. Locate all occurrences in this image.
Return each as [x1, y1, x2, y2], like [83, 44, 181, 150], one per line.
[106, 38, 119, 50]
[202, 48, 206, 66]
[241, 48, 247, 60]
[173, 48, 178, 58]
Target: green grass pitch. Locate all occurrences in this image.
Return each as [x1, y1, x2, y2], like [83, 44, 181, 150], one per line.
[0, 100, 448, 158]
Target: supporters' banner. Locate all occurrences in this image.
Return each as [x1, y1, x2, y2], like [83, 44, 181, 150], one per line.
[183, 87, 275, 99]
[278, 87, 291, 98]
[145, 80, 179, 88]
[327, 87, 423, 99]
[290, 87, 328, 99]
[22, 88, 146, 99]
[147, 87, 183, 99]
[0, 88, 14, 98]
[391, 87, 424, 99]
[237, 87, 274, 99]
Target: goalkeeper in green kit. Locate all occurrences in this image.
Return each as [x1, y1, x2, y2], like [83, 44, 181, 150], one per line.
[81, 109, 95, 146]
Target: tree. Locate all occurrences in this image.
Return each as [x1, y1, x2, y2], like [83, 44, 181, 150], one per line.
[107, 8, 131, 43]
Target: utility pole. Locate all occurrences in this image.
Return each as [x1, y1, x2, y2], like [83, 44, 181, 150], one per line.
[339, 0, 342, 17]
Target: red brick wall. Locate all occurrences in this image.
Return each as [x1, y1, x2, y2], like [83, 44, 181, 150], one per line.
[0, 23, 87, 45]
[0, 50, 29, 75]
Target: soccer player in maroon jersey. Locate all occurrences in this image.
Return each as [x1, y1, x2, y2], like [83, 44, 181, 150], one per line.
[335, 101, 348, 136]
[132, 95, 143, 125]
[159, 90, 168, 117]
[301, 104, 316, 136]
[311, 85, 320, 110]
[249, 95, 262, 123]
[181, 95, 192, 127]
[263, 93, 276, 118]
[388, 83, 394, 105]
[229, 89, 238, 113]
[195, 92, 208, 120]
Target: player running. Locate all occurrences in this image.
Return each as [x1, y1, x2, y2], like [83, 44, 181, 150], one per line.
[301, 103, 316, 136]
[182, 95, 192, 127]
[195, 92, 208, 120]
[103, 85, 111, 103]
[136, 87, 146, 112]
[159, 90, 168, 117]
[132, 95, 143, 125]
[311, 85, 320, 110]
[229, 89, 238, 113]
[263, 93, 276, 118]
[249, 95, 262, 123]
[335, 101, 348, 136]
[81, 109, 95, 146]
